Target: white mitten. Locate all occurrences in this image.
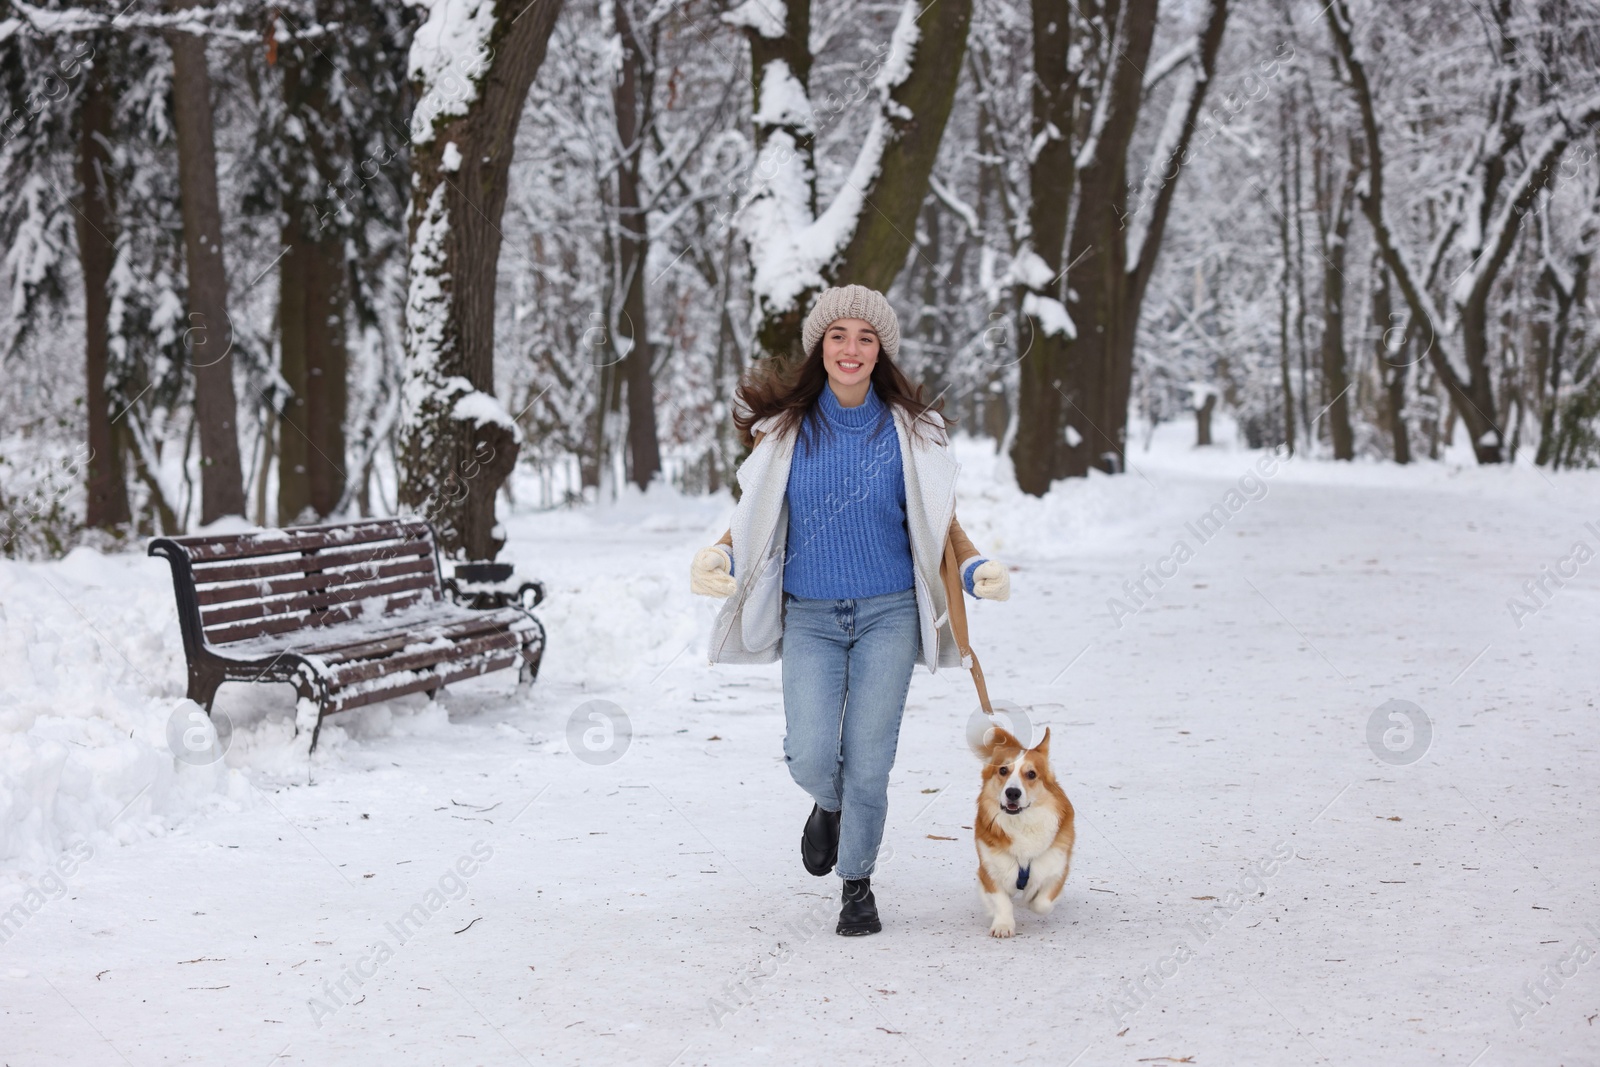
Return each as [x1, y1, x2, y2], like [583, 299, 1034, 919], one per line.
[972, 559, 1011, 601]
[690, 545, 735, 598]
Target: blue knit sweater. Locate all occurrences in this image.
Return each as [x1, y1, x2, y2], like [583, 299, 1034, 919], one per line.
[731, 385, 986, 600]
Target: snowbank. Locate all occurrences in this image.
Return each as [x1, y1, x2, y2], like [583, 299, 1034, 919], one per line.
[0, 548, 247, 874]
[0, 545, 483, 880]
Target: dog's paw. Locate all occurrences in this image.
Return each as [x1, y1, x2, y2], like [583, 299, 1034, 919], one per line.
[988, 920, 1015, 938]
[1027, 895, 1056, 915]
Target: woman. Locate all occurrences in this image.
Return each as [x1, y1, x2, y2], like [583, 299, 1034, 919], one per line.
[689, 284, 1011, 935]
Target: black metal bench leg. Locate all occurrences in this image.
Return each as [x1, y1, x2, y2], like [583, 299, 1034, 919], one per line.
[308, 704, 329, 752]
[292, 674, 331, 753]
[189, 666, 224, 714]
[518, 647, 543, 686]
[518, 619, 547, 688]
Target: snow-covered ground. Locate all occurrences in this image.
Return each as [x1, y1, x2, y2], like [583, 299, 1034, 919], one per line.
[3, 422, 1599, 1066]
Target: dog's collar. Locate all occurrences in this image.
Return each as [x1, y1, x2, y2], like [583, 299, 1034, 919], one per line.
[1016, 864, 1030, 891]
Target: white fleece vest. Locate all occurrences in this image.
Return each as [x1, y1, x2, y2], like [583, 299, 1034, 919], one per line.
[706, 404, 962, 672]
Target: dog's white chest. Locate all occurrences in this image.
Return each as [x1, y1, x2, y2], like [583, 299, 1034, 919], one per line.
[1000, 807, 1058, 861]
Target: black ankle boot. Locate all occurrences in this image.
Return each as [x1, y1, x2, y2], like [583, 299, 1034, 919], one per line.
[801, 803, 842, 876]
[837, 877, 881, 936]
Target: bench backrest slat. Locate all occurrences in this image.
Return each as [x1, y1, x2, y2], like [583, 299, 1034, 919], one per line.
[200, 570, 438, 629]
[197, 555, 436, 611]
[177, 519, 421, 563]
[192, 539, 433, 588]
[149, 518, 443, 651]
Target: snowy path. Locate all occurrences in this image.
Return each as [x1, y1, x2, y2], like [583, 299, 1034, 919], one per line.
[3, 434, 1600, 1066]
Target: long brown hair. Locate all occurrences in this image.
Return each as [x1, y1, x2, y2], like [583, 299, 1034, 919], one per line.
[731, 341, 952, 452]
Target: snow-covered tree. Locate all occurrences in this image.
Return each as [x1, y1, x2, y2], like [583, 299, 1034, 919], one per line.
[398, 0, 565, 560]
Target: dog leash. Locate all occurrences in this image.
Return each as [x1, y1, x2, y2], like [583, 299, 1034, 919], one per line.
[943, 535, 993, 715]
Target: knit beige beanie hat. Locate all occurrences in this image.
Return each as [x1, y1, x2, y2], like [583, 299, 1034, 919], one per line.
[801, 284, 900, 360]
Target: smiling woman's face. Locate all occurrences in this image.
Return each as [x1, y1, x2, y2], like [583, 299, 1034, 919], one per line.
[821, 318, 879, 392]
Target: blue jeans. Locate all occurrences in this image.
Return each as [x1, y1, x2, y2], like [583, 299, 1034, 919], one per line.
[780, 586, 919, 880]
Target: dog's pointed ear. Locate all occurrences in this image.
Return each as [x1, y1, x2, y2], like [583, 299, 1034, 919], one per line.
[1031, 726, 1052, 757]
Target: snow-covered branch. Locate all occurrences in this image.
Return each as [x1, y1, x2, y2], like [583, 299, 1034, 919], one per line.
[2, 0, 340, 44]
[1456, 90, 1600, 306]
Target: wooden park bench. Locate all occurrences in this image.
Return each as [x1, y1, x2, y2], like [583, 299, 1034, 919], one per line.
[149, 517, 546, 750]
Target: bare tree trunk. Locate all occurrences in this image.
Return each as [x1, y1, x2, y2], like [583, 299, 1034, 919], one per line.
[1195, 392, 1217, 446]
[73, 49, 130, 529]
[1013, 0, 1229, 491]
[276, 30, 349, 523]
[586, 197, 621, 494]
[1502, 302, 1524, 461]
[1052, 0, 1161, 481]
[1535, 241, 1591, 466]
[970, 54, 1018, 451]
[1290, 99, 1311, 444]
[913, 200, 944, 394]
[615, 0, 660, 490]
[304, 248, 347, 520]
[1276, 97, 1297, 456]
[169, 0, 245, 523]
[399, 0, 565, 558]
[700, 225, 743, 494]
[254, 408, 275, 525]
[277, 274, 308, 523]
[1316, 150, 1357, 460]
[1010, 0, 1078, 495]
[1372, 261, 1411, 464]
[277, 208, 349, 523]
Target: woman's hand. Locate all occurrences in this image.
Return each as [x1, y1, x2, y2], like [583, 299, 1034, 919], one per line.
[690, 545, 736, 597]
[971, 560, 1010, 601]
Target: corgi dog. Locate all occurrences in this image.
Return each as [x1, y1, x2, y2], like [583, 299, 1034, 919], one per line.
[971, 725, 1075, 937]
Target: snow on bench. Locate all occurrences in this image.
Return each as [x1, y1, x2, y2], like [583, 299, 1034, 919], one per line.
[149, 517, 546, 750]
